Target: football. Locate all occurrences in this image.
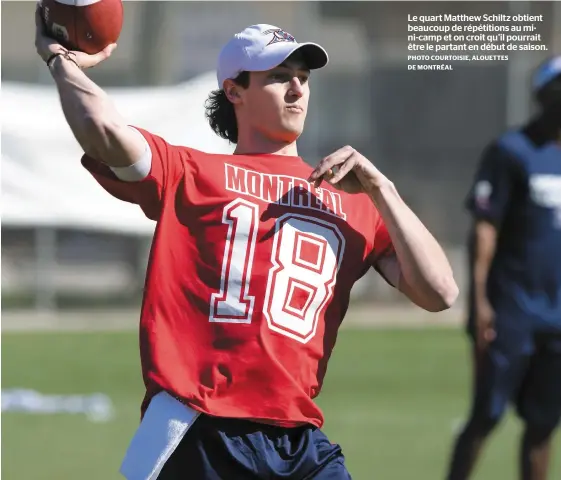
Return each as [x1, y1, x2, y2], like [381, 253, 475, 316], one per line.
[41, 0, 123, 55]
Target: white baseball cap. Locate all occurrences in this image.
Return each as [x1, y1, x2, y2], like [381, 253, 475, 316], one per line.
[216, 24, 329, 88]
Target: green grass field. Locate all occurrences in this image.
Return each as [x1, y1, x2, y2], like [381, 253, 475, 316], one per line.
[2, 328, 559, 479]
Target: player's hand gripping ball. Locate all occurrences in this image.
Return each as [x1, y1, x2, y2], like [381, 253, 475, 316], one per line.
[309, 146, 391, 195]
[41, 0, 123, 54]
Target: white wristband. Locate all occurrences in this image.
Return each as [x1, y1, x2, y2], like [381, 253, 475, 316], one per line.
[109, 128, 152, 182]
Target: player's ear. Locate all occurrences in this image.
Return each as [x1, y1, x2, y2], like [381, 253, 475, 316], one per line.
[223, 79, 243, 105]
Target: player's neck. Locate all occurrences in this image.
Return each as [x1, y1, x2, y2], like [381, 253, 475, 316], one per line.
[234, 130, 299, 157]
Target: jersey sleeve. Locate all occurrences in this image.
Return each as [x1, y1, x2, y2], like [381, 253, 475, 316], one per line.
[464, 142, 519, 226]
[81, 127, 185, 221]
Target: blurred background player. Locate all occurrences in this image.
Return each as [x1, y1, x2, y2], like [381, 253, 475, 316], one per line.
[445, 55, 561, 480]
[35, 9, 459, 480]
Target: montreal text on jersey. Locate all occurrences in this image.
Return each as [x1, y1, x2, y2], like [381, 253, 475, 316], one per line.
[224, 164, 347, 220]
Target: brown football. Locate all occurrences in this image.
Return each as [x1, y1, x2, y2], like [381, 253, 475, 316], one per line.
[41, 0, 123, 54]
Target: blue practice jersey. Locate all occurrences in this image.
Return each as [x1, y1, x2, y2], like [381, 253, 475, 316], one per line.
[465, 123, 561, 332]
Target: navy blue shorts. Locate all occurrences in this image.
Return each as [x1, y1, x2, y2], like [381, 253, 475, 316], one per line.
[469, 328, 561, 429]
[158, 414, 352, 479]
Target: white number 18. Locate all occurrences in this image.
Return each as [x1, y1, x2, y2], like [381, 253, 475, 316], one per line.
[210, 198, 345, 344]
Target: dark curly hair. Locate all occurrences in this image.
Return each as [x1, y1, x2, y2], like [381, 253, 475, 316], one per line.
[205, 72, 250, 144]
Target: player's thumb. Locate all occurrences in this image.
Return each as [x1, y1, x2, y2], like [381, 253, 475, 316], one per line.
[84, 43, 117, 68]
[104, 43, 117, 56]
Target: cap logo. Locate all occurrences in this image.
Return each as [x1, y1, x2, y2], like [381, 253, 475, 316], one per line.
[263, 28, 296, 46]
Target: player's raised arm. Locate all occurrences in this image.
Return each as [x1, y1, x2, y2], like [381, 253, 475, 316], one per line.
[367, 181, 458, 312]
[309, 146, 459, 312]
[34, 5, 145, 168]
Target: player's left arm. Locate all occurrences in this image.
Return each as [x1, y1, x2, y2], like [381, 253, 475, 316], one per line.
[309, 146, 459, 312]
[371, 217, 456, 313]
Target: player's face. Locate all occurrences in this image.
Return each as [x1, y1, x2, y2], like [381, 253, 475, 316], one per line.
[239, 55, 310, 144]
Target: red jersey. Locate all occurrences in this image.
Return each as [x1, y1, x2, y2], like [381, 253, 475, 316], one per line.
[82, 128, 395, 428]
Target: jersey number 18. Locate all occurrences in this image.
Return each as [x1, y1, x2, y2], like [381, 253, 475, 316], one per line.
[210, 198, 346, 344]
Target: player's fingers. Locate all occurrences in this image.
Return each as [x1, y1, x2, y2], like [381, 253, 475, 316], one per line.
[321, 146, 354, 170]
[312, 167, 337, 189]
[35, 4, 43, 31]
[80, 43, 116, 68]
[328, 156, 355, 184]
[309, 162, 328, 182]
[35, 4, 58, 55]
[309, 146, 353, 181]
[93, 43, 117, 60]
[35, 2, 48, 31]
[34, 5, 52, 57]
[103, 43, 118, 56]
